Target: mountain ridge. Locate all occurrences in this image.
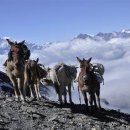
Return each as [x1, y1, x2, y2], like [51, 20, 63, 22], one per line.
[1, 29, 130, 49]
[75, 29, 130, 41]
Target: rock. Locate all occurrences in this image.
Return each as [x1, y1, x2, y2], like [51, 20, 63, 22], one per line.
[48, 115, 58, 122]
[11, 118, 18, 121]
[32, 113, 41, 119]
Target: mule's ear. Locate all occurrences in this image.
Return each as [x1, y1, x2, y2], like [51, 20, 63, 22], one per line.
[83, 58, 86, 61]
[88, 57, 92, 63]
[36, 58, 39, 63]
[19, 40, 25, 45]
[76, 57, 82, 62]
[21, 40, 25, 44]
[15, 41, 17, 45]
[6, 39, 14, 46]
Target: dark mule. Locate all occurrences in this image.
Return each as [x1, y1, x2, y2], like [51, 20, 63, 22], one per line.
[77, 57, 101, 112]
[24, 58, 39, 100]
[5, 39, 26, 102]
[24, 59, 47, 100]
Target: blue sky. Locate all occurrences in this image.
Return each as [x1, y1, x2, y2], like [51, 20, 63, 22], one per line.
[0, 0, 130, 44]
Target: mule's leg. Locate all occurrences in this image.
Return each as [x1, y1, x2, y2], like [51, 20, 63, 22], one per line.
[63, 86, 67, 104]
[17, 78, 25, 102]
[54, 83, 63, 104]
[68, 84, 74, 105]
[82, 91, 88, 110]
[10, 76, 19, 101]
[23, 79, 28, 100]
[54, 83, 60, 102]
[58, 93, 63, 105]
[34, 83, 40, 100]
[88, 92, 94, 112]
[37, 80, 42, 99]
[93, 93, 97, 109]
[58, 87, 63, 105]
[29, 84, 35, 100]
[95, 89, 101, 110]
[23, 68, 29, 100]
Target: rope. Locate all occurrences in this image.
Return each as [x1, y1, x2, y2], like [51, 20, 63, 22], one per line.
[78, 84, 81, 104]
[103, 77, 104, 85]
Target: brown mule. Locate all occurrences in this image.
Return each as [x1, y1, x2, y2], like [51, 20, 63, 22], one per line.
[5, 39, 26, 102]
[77, 57, 101, 112]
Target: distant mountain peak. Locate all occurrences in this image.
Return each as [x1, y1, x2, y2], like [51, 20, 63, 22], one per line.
[121, 29, 130, 33]
[3, 36, 11, 40]
[75, 33, 93, 40]
[75, 29, 130, 41]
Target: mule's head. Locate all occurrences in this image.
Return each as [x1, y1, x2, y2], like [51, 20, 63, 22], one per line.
[37, 63, 47, 79]
[6, 39, 25, 67]
[77, 57, 92, 71]
[40, 67, 53, 85]
[77, 57, 92, 84]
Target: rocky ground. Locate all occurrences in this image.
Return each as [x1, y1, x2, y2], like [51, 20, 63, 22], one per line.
[0, 91, 130, 130]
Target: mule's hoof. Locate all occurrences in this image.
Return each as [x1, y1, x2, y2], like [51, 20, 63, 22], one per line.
[22, 100, 25, 104]
[64, 101, 67, 105]
[86, 107, 89, 112]
[98, 107, 102, 111]
[36, 97, 40, 101]
[94, 105, 97, 109]
[15, 98, 19, 102]
[70, 102, 74, 105]
[59, 102, 64, 106]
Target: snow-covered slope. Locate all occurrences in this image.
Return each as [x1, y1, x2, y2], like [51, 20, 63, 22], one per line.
[0, 29, 130, 113]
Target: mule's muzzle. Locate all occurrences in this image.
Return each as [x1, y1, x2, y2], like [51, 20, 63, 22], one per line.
[83, 75, 89, 81]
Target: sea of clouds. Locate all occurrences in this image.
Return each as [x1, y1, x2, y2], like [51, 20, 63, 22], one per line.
[0, 36, 130, 114]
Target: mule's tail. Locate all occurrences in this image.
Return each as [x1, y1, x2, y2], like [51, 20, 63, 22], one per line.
[54, 69, 60, 86]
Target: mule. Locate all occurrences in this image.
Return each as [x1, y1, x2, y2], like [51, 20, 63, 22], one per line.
[5, 39, 26, 102]
[24, 58, 47, 100]
[42, 63, 77, 105]
[77, 57, 101, 111]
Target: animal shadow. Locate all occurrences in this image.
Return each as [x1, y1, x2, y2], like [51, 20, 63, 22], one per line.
[47, 101, 130, 125]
